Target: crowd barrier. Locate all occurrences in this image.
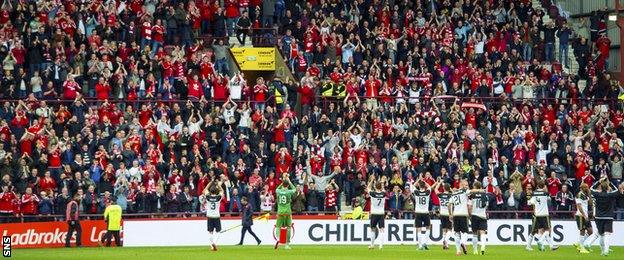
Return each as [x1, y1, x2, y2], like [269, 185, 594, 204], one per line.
[123, 218, 624, 247]
[3, 215, 624, 248]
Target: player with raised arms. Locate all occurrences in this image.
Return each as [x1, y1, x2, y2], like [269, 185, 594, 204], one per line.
[574, 183, 592, 254]
[588, 177, 624, 256]
[469, 181, 490, 255]
[413, 178, 440, 250]
[274, 173, 296, 250]
[525, 181, 558, 251]
[438, 183, 454, 250]
[448, 179, 482, 256]
[367, 177, 386, 249]
[201, 179, 224, 251]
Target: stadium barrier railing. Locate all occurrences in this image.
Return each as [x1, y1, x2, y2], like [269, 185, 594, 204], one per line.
[2, 210, 623, 223]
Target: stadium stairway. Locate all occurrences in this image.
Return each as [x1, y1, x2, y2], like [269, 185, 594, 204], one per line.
[534, 0, 579, 75]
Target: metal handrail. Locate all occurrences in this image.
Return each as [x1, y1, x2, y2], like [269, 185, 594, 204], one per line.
[2, 210, 623, 223]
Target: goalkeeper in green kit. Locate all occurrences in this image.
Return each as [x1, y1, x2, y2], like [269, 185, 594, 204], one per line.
[274, 173, 296, 250]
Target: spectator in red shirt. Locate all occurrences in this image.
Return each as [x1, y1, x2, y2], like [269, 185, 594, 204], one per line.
[187, 74, 204, 100]
[39, 171, 57, 194]
[297, 84, 314, 115]
[62, 75, 81, 100]
[546, 172, 561, 198]
[324, 180, 339, 212]
[151, 19, 165, 57]
[225, 0, 240, 35]
[95, 77, 111, 100]
[253, 77, 268, 111]
[20, 187, 40, 217]
[0, 185, 17, 217]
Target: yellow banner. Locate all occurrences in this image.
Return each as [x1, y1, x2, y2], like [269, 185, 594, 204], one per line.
[230, 47, 276, 71]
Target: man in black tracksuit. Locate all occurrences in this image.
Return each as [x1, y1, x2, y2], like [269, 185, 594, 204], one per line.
[590, 178, 624, 256]
[238, 197, 261, 245]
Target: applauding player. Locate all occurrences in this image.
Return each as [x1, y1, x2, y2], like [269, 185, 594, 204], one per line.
[449, 179, 480, 256]
[275, 174, 296, 250]
[469, 182, 490, 255]
[574, 183, 592, 254]
[201, 180, 224, 251]
[588, 177, 624, 256]
[526, 181, 558, 251]
[438, 183, 454, 250]
[413, 179, 440, 250]
[367, 178, 386, 249]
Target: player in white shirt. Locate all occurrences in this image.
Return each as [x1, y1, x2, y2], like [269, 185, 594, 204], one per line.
[437, 183, 454, 250]
[574, 183, 592, 253]
[449, 179, 481, 256]
[413, 179, 440, 250]
[526, 181, 558, 251]
[367, 178, 386, 249]
[200, 180, 224, 251]
[469, 182, 490, 255]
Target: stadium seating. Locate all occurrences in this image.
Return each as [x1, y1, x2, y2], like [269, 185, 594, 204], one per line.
[0, 0, 622, 223]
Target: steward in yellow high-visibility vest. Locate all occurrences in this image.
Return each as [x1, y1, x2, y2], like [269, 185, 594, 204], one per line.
[334, 81, 346, 99]
[100, 199, 122, 247]
[321, 80, 335, 97]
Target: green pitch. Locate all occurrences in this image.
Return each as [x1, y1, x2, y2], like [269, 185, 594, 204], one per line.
[10, 245, 621, 260]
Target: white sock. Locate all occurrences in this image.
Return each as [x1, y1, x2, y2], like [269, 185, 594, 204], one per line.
[527, 234, 534, 247]
[378, 230, 384, 247]
[534, 233, 543, 244]
[443, 231, 450, 245]
[604, 233, 610, 254]
[585, 233, 598, 248]
[460, 232, 467, 245]
[579, 233, 587, 246]
[541, 231, 551, 246]
[423, 229, 430, 246]
[455, 232, 462, 253]
[472, 234, 479, 251]
[370, 229, 376, 246]
[213, 232, 219, 245]
[208, 232, 214, 245]
[416, 230, 421, 247]
[480, 233, 487, 251]
[599, 235, 604, 253]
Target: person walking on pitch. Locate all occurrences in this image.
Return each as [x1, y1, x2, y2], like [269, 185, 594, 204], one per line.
[238, 196, 261, 245]
[275, 175, 296, 250]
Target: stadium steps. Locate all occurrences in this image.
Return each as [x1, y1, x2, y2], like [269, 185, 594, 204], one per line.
[534, 0, 579, 75]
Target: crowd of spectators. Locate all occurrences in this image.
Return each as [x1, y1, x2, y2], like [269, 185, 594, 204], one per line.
[1, 0, 624, 222]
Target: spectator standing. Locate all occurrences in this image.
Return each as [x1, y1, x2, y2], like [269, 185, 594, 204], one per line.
[557, 23, 572, 67]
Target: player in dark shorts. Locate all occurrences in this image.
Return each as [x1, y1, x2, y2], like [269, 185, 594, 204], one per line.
[589, 177, 624, 256]
[438, 183, 454, 250]
[202, 181, 224, 251]
[367, 179, 387, 249]
[574, 183, 592, 253]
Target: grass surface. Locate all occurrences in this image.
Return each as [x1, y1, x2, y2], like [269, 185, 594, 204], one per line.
[10, 245, 621, 260]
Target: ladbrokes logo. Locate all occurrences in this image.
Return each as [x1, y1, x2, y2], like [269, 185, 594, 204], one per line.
[1, 220, 110, 248]
[2, 227, 106, 246]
